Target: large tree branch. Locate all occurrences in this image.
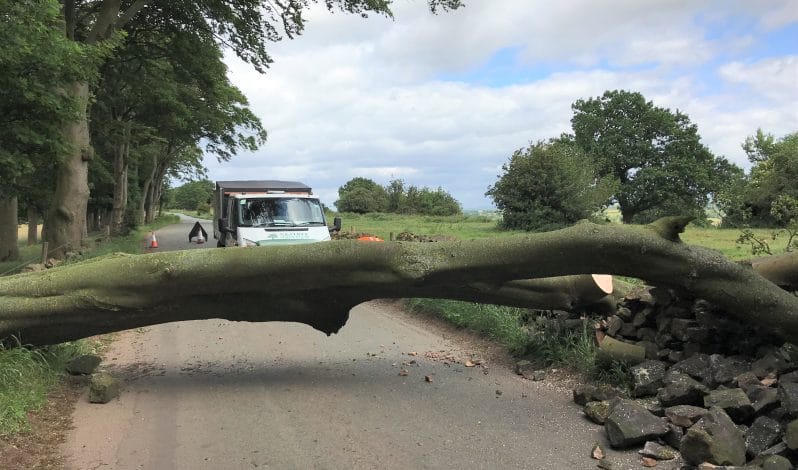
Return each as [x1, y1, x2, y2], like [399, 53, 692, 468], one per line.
[86, 0, 121, 43]
[2, 219, 797, 346]
[116, 0, 149, 29]
[749, 252, 798, 291]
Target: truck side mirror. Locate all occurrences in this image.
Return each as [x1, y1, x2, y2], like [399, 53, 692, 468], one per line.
[331, 217, 342, 233]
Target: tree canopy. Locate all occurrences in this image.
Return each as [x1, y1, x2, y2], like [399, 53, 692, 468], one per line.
[486, 138, 615, 231]
[168, 180, 215, 211]
[335, 177, 390, 213]
[715, 130, 798, 228]
[0, 0, 99, 260]
[26, 0, 464, 257]
[335, 177, 461, 215]
[571, 90, 733, 224]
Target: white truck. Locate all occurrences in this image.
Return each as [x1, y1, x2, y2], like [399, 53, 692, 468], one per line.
[213, 180, 340, 247]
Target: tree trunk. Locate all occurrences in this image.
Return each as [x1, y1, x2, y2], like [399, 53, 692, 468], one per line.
[750, 253, 798, 291]
[45, 81, 91, 258]
[146, 171, 165, 223]
[110, 122, 130, 235]
[621, 207, 634, 224]
[139, 154, 156, 225]
[0, 197, 19, 262]
[26, 206, 38, 246]
[2, 217, 798, 346]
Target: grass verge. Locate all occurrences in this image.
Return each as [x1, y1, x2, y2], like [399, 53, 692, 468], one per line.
[73, 214, 180, 260]
[0, 214, 178, 436]
[1, 214, 180, 276]
[0, 340, 93, 436]
[405, 298, 632, 390]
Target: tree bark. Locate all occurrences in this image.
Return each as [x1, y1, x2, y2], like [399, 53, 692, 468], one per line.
[139, 153, 157, 225]
[749, 253, 798, 291]
[26, 206, 38, 246]
[2, 218, 798, 346]
[45, 81, 91, 258]
[50, 0, 147, 257]
[110, 122, 130, 235]
[0, 197, 19, 262]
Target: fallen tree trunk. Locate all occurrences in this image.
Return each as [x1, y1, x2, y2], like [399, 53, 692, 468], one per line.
[2, 217, 798, 345]
[749, 252, 798, 291]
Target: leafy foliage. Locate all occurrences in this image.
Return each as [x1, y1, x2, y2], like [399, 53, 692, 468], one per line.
[335, 177, 389, 213]
[571, 90, 734, 224]
[169, 180, 215, 211]
[722, 130, 798, 228]
[0, 0, 90, 198]
[388, 179, 461, 216]
[336, 178, 461, 215]
[486, 139, 615, 231]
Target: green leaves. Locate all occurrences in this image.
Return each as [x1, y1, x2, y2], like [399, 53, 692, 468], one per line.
[721, 130, 798, 228]
[0, 0, 93, 197]
[486, 139, 615, 231]
[335, 177, 461, 215]
[571, 90, 731, 223]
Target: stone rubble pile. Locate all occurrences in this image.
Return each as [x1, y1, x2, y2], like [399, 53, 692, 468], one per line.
[572, 287, 797, 468]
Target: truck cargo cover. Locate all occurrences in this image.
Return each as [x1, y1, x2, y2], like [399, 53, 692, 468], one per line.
[216, 180, 311, 193]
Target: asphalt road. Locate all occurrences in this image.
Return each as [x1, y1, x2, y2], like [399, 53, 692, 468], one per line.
[62, 215, 639, 469]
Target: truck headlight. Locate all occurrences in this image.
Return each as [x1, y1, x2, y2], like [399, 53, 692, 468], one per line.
[242, 238, 258, 247]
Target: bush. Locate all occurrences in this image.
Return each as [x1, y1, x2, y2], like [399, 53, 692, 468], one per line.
[486, 139, 614, 231]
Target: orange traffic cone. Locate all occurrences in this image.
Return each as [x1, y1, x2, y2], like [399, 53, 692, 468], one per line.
[149, 231, 159, 249]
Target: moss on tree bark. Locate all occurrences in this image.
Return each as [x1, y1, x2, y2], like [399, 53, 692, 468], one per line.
[1, 218, 797, 345]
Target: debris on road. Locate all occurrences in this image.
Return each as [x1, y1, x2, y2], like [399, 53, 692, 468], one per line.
[591, 442, 605, 460]
[89, 372, 120, 404]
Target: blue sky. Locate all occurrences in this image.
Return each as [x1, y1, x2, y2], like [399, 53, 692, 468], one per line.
[206, 0, 798, 210]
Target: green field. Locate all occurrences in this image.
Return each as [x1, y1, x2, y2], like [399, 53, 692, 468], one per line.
[331, 211, 788, 260]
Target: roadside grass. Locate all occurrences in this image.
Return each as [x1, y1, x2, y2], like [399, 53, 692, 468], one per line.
[405, 298, 634, 390]
[0, 215, 178, 436]
[386, 212, 784, 389]
[77, 214, 180, 260]
[405, 299, 532, 354]
[0, 244, 41, 277]
[165, 208, 212, 220]
[0, 340, 93, 435]
[1, 215, 180, 276]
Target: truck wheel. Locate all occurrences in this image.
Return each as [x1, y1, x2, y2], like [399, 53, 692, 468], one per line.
[217, 241, 225, 248]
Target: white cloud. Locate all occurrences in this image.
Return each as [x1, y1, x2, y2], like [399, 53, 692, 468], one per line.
[718, 56, 798, 103]
[204, 1, 798, 209]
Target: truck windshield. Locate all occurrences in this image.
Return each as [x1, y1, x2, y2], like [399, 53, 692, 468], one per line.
[238, 197, 326, 227]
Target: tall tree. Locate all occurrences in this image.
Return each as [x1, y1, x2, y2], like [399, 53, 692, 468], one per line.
[90, 21, 265, 231]
[49, 0, 464, 257]
[335, 177, 389, 213]
[0, 0, 86, 260]
[742, 130, 798, 227]
[571, 90, 730, 224]
[169, 180, 215, 211]
[487, 138, 615, 231]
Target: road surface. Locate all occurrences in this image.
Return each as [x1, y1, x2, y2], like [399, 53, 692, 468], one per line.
[63, 215, 639, 469]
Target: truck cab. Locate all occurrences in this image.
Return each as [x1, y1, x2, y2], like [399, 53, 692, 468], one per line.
[213, 180, 339, 247]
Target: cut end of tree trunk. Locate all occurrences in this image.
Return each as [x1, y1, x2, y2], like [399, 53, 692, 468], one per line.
[591, 274, 614, 295]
